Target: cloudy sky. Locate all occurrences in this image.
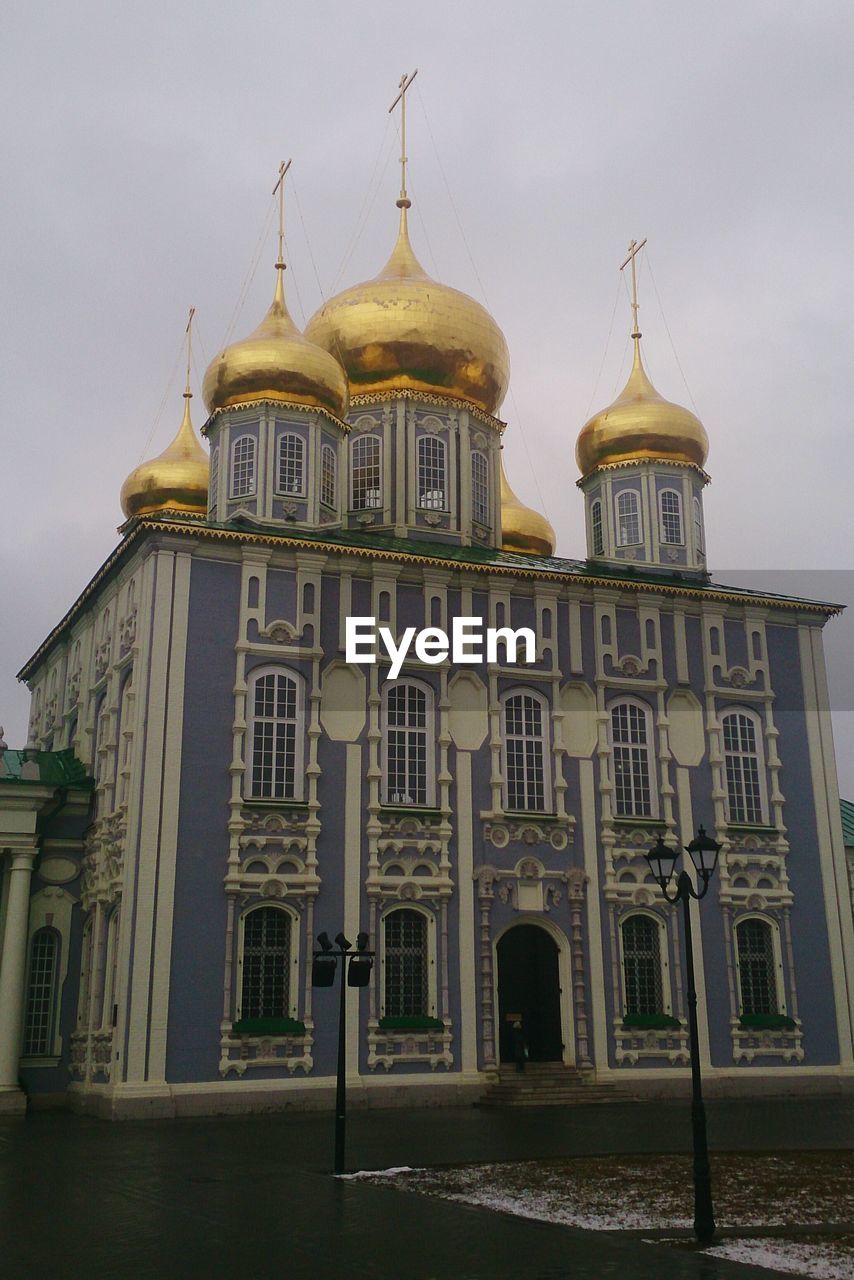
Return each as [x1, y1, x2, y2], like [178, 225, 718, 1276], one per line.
[2, 0, 852, 791]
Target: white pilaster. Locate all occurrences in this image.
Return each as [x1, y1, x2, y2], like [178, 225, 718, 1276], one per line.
[0, 848, 37, 1102]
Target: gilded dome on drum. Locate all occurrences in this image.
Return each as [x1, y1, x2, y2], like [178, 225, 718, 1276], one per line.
[500, 455, 556, 557]
[120, 392, 209, 521]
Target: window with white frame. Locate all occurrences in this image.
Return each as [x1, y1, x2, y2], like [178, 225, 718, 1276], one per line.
[209, 445, 219, 513]
[621, 914, 664, 1015]
[321, 444, 337, 507]
[240, 906, 292, 1019]
[276, 433, 305, 496]
[471, 450, 489, 525]
[230, 435, 257, 499]
[501, 690, 550, 812]
[102, 909, 120, 1029]
[659, 488, 684, 544]
[383, 908, 428, 1018]
[736, 917, 778, 1015]
[417, 435, 447, 511]
[351, 434, 382, 509]
[615, 490, 641, 546]
[247, 669, 303, 799]
[383, 681, 434, 806]
[116, 677, 133, 807]
[611, 699, 655, 817]
[722, 709, 765, 824]
[23, 928, 59, 1055]
[693, 496, 704, 554]
[591, 499, 604, 556]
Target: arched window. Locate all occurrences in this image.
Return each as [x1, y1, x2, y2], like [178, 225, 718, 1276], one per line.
[247, 668, 304, 800]
[591, 499, 604, 556]
[722, 709, 765, 824]
[383, 680, 434, 806]
[276, 433, 305, 496]
[239, 906, 293, 1020]
[321, 444, 337, 507]
[116, 676, 133, 807]
[611, 699, 655, 817]
[621, 914, 664, 1015]
[501, 689, 551, 812]
[93, 698, 111, 813]
[417, 436, 447, 511]
[102, 909, 121, 1029]
[693, 496, 704, 555]
[383, 908, 428, 1018]
[209, 445, 219, 513]
[736, 918, 778, 1015]
[615, 490, 641, 546]
[659, 488, 684, 544]
[351, 434, 382, 510]
[23, 928, 59, 1056]
[231, 435, 257, 499]
[471, 450, 490, 525]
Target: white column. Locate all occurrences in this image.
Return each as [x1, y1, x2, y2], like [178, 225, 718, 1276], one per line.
[0, 849, 37, 1095]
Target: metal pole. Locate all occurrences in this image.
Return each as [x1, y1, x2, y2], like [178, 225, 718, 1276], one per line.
[334, 948, 347, 1175]
[680, 873, 715, 1244]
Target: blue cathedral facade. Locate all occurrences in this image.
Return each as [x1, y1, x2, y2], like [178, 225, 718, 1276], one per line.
[1, 179, 852, 1119]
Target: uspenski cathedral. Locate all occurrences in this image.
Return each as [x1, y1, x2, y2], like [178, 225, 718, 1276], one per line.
[1, 109, 852, 1118]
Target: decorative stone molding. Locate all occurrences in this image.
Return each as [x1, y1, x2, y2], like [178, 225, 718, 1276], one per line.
[731, 1018, 804, 1064]
[80, 810, 126, 909]
[615, 1020, 690, 1066]
[482, 815, 575, 851]
[368, 1022, 454, 1071]
[219, 1027, 313, 1077]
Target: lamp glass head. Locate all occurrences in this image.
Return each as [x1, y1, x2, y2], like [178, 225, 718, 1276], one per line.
[686, 825, 722, 879]
[646, 835, 679, 887]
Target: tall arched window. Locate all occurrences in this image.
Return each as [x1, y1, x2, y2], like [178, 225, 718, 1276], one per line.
[116, 676, 133, 807]
[102, 909, 121, 1029]
[240, 906, 293, 1020]
[659, 489, 684, 544]
[591, 499, 604, 556]
[615, 490, 641, 546]
[693, 496, 704, 555]
[247, 668, 303, 799]
[471, 450, 490, 525]
[383, 908, 428, 1018]
[736, 918, 778, 1015]
[351, 434, 382, 509]
[231, 435, 257, 499]
[501, 689, 551, 812]
[722, 709, 765, 824]
[276, 433, 305, 496]
[611, 699, 655, 817]
[209, 445, 219, 513]
[321, 444, 337, 507]
[383, 681, 434, 806]
[23, 928, 59, 1056]
[417, 436, 447, 510]
[621, 914, 664, 1015]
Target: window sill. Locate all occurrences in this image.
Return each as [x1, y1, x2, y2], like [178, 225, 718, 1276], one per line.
[378, 1016, 445, 1031]
[502, 810, 561, 822]
[231, 1018, 306, 1036]
[19, 1055, 61, 1068]
[726, 823, 778, 835]
[738, 1014, 796, 1031]
[621, 1014, 681, 1031]
[380, 804, 441, 819]
[612, 815, 667, 826]
[242, 797, 309, 809]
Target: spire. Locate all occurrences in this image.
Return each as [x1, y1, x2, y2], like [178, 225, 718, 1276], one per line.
[389, 69, 418, 220]
[620, 236, 648, 363]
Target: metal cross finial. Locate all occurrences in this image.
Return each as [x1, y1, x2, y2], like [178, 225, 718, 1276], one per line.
[620, 237, 647, 339]
[184, 306, 196, 399]
[389, 69, 418, 208]
[272, 158, 293, 267]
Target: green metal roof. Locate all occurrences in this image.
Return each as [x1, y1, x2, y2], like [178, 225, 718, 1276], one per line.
[0, 747, 93, 788]
[841, 798, 854, 847]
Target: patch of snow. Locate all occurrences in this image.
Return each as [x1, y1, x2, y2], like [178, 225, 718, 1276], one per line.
[708, 1239, 853, 1280]
[338, 1166, 418, 1180]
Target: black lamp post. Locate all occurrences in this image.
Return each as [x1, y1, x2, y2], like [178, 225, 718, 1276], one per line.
[645, 825, 722, 1245]
[312, 929, 373, 1175]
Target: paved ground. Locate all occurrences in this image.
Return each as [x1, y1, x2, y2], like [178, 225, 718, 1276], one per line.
[1, 1098, 852, 1279]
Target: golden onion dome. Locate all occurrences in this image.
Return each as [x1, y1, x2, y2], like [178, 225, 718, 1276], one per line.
[304, 208, 510, 416]
[202, 265, 349, 419]
[576, 338, 708, 477]
[500, 454, 556, 557]
[121, 391, 209, 520]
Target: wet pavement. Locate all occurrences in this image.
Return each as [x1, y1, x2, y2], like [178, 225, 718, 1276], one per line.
[1, 1098, 852, 1279]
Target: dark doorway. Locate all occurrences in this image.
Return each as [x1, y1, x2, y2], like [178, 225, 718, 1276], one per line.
[497, 924, 563, 1063]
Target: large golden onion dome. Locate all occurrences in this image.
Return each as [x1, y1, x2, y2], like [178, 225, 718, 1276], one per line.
[576, 338, 708, 477]
[500, 454, 556, 557]
[202, 265, 349, 419]
[304, 207, 510, 416]
[121, 390, 209, 520]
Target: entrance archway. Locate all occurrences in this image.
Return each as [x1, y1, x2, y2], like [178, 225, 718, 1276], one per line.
[497, 923, 563, 1063]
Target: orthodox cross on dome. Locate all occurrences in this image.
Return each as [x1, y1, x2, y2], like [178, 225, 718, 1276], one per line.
[389, 69, 418, 209]
[620, 237, 647, 340]
[184, 305, 196, 400]
[272, 158, 293, 268]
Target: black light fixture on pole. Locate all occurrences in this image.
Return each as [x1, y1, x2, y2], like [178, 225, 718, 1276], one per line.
[312, 929, 374, 1175]
[645, 824, 722, 1245]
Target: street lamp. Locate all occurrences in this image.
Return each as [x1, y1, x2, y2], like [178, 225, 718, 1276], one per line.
[645, 825, 722, 1245]
[312, 928, 374, 1175]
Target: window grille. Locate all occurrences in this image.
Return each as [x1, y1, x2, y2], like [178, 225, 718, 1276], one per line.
[23, 929, 58, 1055]
[384, 909, 428, 1017]
[503, 692, 548, 812]
[249, 671, 300, 799]
[351, 435, 382, 509]
[209, 446, 219, 513]
[471, 450, 489, 525]
[611, 701, 653, 816]
[384, 682, 430, 805]
[231, 436, 257, 499]
[736, 918, 777, 1015]
[321, 444, 337, 507]
[277, 434, 305, 496]
[622, 915, 663, 1015]
[616, 490, 641, 546]
[659, 489, 684, 544]
[417, 436, 447, 510]
[241, 907, 291, 1019]
[591, 499, 604, 555]
[693, 496, 704, 554]
[723, 711, 763, 823]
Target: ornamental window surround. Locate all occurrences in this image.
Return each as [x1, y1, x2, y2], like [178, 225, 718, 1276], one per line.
[620, 913, 667, 1016]
[23, 928, 60, 1056]
[230, 435, 257, 499]
[500, 688, 552, 813]
[471, 450, 490, 525]
[735, 916, 780, 1016]
[320, 443, 337, 508]
[382, 906, 432, 1019]
[659, 488, 684, 545]
[417, 435, 448, 511]
[237, 904, 297, 1021]
[722, 707, 766, 825]
[276, 433, 305, 497]
[246, 667, 305, 801]
[351, 434, 383, 510]
[591, 498, 604, 556]
[382, 679, 436, 807]
[693, 496, 704, 555]
[610, 698, 657, 818]
[615, 489, 642, 547]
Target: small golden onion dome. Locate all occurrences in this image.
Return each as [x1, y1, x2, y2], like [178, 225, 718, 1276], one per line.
[304, 208, 510, 416]
[120, 391, 209, 520]
[576, 339, 708, 477]
[202, 266, 349, 419]
[500, 454, 556, 557]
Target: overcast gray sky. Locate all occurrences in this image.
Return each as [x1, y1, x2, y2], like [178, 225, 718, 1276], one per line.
[2, 0, 852, 792]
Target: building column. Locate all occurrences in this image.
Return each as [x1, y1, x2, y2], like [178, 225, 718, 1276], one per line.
[0, 847, 37, 1111]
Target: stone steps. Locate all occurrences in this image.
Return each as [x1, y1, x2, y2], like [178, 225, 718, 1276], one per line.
[478, 1063, 632, 1108]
